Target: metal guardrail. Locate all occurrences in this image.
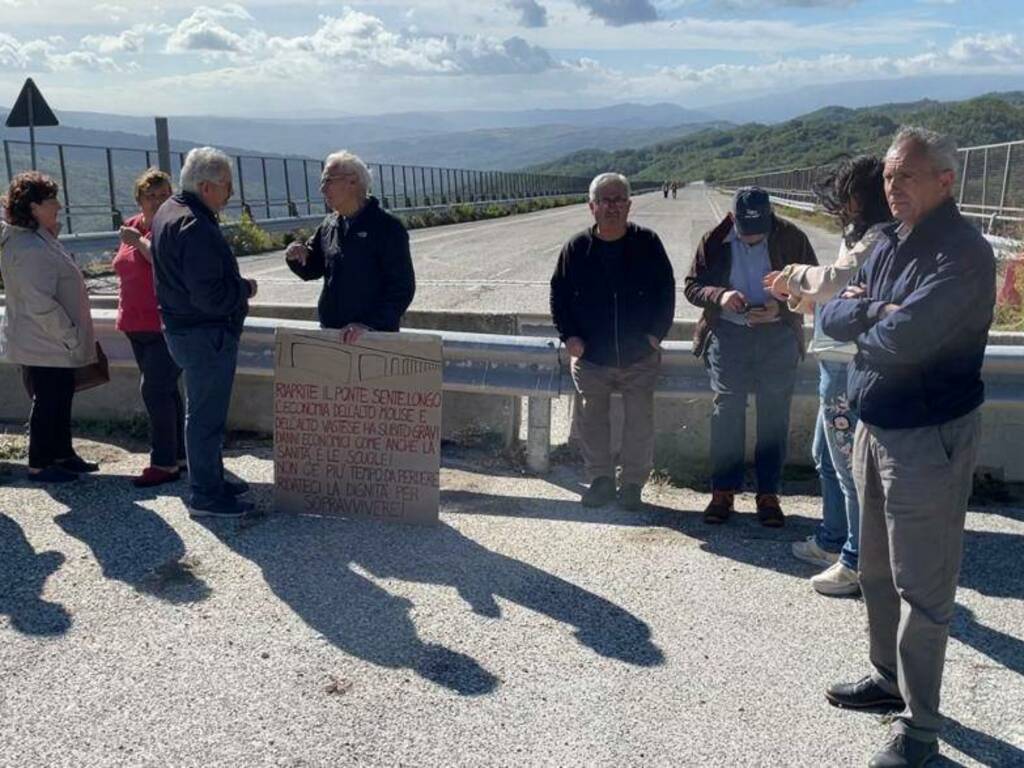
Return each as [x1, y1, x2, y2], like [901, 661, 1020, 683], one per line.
[717, 138, 1024, 232]
[2, 137, 593, 236]
[4, 307, 1024, 473]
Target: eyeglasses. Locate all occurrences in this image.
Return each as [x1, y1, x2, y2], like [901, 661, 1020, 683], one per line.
[595, 196, 628, 206]
[320, 173, 358, 188]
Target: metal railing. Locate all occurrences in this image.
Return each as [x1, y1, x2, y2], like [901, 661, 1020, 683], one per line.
[716, 138, 1024, 232]
[2, 137, 592, 236]
[4, 306, 1024, 475]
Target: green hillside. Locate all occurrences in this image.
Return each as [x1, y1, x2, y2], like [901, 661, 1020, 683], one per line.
[527, 92, 1024, 183]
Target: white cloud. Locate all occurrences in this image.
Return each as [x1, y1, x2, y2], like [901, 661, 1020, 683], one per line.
[165, 7, 256, 53]
[949, 33, 1024, 66]
[80, 26, 146, 55]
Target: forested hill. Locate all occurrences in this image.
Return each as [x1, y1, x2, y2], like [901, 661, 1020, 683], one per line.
[526, 92, 1024, 183]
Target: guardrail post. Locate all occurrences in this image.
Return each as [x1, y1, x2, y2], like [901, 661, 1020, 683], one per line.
[527, 397, 552, 473]
[57, 144, 72, 234]
[1000, 145, 1013, 214]
[283, 158, 293, 216]
[959, 149, 970, 206]
[105, 148, 119, 230]
[261, 157, 271, 218]
[236, 156, 247, 215]
[3, 140, 12, 183]
[155, 117, 172, 175]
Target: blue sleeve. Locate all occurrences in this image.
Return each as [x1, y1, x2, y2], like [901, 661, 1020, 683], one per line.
[179, 223, 250, 316]
[855, 249, 994, 366]
[818, 262, 881, 341]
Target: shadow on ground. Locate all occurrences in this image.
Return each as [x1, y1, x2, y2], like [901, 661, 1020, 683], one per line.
[0, 513, 71, 636]
[200, 493, 664, 697]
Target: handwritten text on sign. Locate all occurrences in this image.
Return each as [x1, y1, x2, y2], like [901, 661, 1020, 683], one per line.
[273, 330, 442, 523]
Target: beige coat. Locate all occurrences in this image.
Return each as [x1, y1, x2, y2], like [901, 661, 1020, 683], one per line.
[0, 221, 96, 367]
[777, 223, 889, 315]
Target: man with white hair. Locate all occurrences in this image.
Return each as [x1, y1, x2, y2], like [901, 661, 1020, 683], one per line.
[151, 146, 257, 519]
[821, 126, 995, 768]
[550, 172, 675, 510]
[285, 150, 414, 343]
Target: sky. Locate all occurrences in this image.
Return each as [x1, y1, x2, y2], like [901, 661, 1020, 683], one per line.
[1, 0, 1023, 117]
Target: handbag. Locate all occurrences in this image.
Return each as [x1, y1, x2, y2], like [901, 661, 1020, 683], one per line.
[73, 342, 110, 392]
[20, 342, 110, 398]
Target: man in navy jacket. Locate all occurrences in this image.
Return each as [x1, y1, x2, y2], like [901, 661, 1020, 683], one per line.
[152, 147, 257, 519]
[819, 127, 995, 768]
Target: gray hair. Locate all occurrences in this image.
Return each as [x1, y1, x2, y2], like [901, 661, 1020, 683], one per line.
[886, 126, 959, 176]
[179, 147, 233, 194]
[589, 172, 631, 202]
[324, 150, 372, 193]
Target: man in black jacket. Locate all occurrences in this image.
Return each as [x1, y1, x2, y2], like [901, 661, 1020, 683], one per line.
[285, 151, 414, 342]
[152, 146, 257, 518]
[820, 127, 995, 768]
[550, 173, 675, 510]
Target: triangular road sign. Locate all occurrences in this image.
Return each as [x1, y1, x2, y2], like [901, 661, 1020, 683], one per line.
[6, 78, 59, 128]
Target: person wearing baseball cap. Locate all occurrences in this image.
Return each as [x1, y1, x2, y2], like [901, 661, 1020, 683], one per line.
[684, 186, 818, 527]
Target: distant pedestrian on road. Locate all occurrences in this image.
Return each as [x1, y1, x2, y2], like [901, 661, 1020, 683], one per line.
[285, 151, 414, 343]
[684, 186, 817, 527]
[820, 127, 995, 768]
[662, 182, 669, 199]
[113, 168, 185, 488]
[550, 172, 675, 510]
[763, 155, 893, 596]
[151, 147, 257, 518]
[670, 181, 678, 199]
[0, 172, 99, 484]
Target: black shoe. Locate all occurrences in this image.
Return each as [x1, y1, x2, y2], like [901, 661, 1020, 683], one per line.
[581, 476, 616, 507]
[188, 496, 253, 518]
[56, 455, 99, 474]
[826, 676, 905, 712]
[868, 733, 938, 768]
[617, 483, 645, 511]
[223, 478, 250, 496]
[28, 466, 79, 484]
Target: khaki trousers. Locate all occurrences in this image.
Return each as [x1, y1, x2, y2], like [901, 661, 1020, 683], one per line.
[570, 351, 660, 485]
[853, 409, 982, 742]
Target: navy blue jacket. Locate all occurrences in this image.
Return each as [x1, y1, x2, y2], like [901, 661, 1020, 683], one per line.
[819, 198, 995, 429]
[288, 196, 414, 331]
[151, 192, 252, 335]
[550, 222, 675, 368]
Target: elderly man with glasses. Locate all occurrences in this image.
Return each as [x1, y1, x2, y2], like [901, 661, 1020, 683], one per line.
[285, 151, 414, 343]
[151, 146, 258, 518]
[550, 172, 675, 510]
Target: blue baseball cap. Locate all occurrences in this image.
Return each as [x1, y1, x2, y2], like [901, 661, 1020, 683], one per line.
[732, 187, 772, 236]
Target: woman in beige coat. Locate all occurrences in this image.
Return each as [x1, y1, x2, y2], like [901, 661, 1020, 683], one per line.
[762, 155, 893, 596]
[0, 172, 98, 483]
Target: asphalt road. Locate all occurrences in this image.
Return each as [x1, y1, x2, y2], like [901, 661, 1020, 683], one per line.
[239, 186, 842, 318]
[1, 440, 1021, 767]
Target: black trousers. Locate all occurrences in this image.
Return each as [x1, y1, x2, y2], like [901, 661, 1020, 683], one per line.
[127, 331, 185, 468]
[26, 366, 75, 469]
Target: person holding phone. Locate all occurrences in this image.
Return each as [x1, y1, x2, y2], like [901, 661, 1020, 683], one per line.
[684, 187, 817, 526]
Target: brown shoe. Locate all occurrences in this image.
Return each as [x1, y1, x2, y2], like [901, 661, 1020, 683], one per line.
[703, 491, 735, 524]
[756, 493, 786, 528]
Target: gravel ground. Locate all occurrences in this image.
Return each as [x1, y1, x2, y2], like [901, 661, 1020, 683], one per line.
[1, 436, 1022, 768]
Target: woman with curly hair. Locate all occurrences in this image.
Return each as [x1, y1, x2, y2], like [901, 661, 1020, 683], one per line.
[0, 171, 98, 483]
[113, 168, 184, 487]
[764, 155, 894, 596]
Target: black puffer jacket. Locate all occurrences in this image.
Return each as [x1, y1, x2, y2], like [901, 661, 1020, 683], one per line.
[289, 196, 415, 331]
[550, 223, 675, 368]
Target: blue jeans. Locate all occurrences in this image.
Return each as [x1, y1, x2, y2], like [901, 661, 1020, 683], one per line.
[163, 326, 239, 505]
[705, 321, 799, 494]
[813, 359, 860, 569]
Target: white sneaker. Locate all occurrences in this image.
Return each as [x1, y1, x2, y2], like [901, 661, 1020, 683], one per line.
[791, 535, 840, 568]
[811, 561, 861, 596]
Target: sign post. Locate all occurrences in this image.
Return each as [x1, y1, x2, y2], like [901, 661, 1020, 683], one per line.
[5, 78, 59, 170]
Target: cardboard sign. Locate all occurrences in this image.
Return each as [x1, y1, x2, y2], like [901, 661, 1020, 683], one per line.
[273, 329, 443, 524]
